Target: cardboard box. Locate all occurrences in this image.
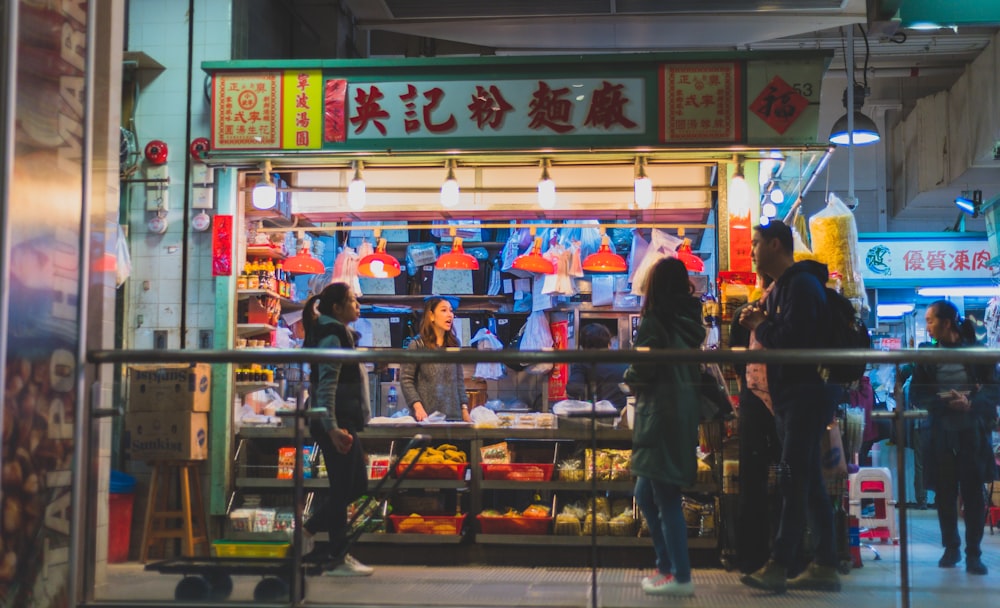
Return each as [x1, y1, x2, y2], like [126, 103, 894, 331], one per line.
[125, 411, 209, 461]
[128, 364, 212, 412]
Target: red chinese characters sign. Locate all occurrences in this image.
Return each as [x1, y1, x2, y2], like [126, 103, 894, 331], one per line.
[859, 237, 995, 282]
[343, 78, 645, 140]
[660, 62, 741, 143]
[212, 72, 280, 149]
[749, 76, 809, 135]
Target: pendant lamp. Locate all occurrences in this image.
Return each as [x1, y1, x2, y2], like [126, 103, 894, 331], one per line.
[675, 238, 704, 273]
[436, 235, 479, 270]
[582, 232, 627, 273]
[512, 236, 556, 274]
[283, 234, 325, 275]
[358, 237, 401, 278]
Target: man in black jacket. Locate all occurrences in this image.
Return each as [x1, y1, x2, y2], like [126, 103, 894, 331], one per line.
[738, 221, 840, 593]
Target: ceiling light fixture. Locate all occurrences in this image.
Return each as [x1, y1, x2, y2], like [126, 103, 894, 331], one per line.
[512, 230, 556, 275]
[537, 159, 556, 210]
[252, 160, 277, 210]
[674, 227, 705, 273]
[877, 303, 915, 318]
[283, 232, 325, 275]
[347, 160, 366, 210]
[435, 229, 479, 270]
[634, 157, 653, 209]
[954, 190, 982, 217]
[728, 165, 751, 217]
[358, 232, 401, 279]
[440, 159, 460, 208]
[582, 228, 627, 273]
[916, 286, 998, 298]
[829, 23, 880, 148]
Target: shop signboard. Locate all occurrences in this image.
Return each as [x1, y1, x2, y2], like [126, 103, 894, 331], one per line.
[1, 1, 89, 605]
[204, 52, 829, 152]
[858, 233, 994, 286]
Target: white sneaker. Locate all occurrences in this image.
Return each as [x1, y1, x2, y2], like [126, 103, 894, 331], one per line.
[640, 572, 664, 587]
[642, 574, 694, 597]
[323, 554, 374, 577]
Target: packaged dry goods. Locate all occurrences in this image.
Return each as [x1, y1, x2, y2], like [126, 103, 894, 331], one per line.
[808, 193, 866, 299]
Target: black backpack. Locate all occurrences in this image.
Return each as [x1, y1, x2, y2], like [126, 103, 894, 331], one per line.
[822, 288, 871, 384]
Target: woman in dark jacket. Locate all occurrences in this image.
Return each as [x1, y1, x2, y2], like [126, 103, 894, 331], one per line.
[302, 282, 373, 577]
[624, 258, 705, 597]
[910, 300, 998, 575]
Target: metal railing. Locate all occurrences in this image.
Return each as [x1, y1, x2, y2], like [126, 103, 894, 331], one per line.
[85, 345, 1000, 608]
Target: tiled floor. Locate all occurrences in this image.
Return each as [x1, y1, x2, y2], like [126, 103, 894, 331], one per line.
[95, 510, 1000, 607]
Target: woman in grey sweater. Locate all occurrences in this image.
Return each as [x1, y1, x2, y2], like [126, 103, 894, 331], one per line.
[401, 297, 470, 422]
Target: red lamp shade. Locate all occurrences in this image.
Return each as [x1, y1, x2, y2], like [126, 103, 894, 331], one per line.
[435, 237, 479, 270]
[283, 241, 325, 275]
[582, 235, 627, 273]
[512, 237, 556, 274]
[358, 238, 401, 278]
[676, 239, 704, 273]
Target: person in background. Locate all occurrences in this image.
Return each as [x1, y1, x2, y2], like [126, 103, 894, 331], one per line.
[729, 274, 781, 575]
[738, 220, 840, 593]
[302, 283, 373, 577]
[401, 297, 471, 422]
[909, 300, 998, 575]
[565, 323, 629, 410]
[625, 257, 705, 597]
[300, 294, 321, 337]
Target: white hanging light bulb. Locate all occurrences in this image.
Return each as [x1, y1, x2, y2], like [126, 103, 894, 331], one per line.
[634, 157, 653, 209]
[537, 159, 556, 210]
[440, 159, 460, 208]
[728, 166, 751, 217]
[252, 160, 277, 210]
[347, 160, 366, 210]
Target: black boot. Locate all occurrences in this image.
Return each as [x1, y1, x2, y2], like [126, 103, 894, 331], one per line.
[938, 547, 961, 568]
[966, 555, 988, 575]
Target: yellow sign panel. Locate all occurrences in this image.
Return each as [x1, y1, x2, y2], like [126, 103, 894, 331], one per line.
[212, 72, 281, 149]
[281, 69, 322, 149]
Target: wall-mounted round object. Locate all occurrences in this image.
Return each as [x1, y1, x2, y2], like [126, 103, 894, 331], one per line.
[191, 211, 211, 232]
[148, 214, 168, 234]
[189, 137, 210, 162]
[144, 139, 168, 165]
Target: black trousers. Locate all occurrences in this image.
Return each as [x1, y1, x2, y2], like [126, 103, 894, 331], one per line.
[932, 430, 987, 559]
[736, 389, 781, 573]
[304, 423, 366, 561]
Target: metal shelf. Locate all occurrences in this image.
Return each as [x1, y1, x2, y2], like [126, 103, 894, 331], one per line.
[357, 533, 464, 544]
[238, 289, 304, 310]
[246, 245, 287, 260]
[475, 534, 716, 549]
[237, 323, 276, 337]
[234, 381, 278, 395]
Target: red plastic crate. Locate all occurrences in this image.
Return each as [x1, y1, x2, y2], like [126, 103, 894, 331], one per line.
[396, 462, 468, 480]
[476, 515, 552, 535]
[480, 463, 554, 482]
[389, 514, 466, 535]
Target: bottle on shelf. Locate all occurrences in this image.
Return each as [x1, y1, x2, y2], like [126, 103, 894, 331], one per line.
[247, 260, 260, 289]
[386, 385, 398, 416]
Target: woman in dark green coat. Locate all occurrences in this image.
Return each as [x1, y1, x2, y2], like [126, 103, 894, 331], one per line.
[625, 257, 705, 597]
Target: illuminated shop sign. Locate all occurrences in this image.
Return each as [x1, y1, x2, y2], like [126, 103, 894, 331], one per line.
[859, 235, 993, 284]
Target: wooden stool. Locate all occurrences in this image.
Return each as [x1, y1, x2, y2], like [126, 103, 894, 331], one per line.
[141, 460, 209, 561]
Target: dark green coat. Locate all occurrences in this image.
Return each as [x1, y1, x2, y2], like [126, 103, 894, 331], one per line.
[625, 296, 705, 487]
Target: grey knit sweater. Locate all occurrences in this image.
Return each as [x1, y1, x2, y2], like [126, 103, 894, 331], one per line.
[400, 336, 467, 420]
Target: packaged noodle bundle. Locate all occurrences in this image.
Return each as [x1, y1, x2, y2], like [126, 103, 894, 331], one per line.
[792, 226, 817, 263]
[808, 193, 865, 299]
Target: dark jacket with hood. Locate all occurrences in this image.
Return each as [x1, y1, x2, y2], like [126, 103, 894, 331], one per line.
[307, 314, 371, 434]
[625, 295, 705, 488]
[753, 260, 831, 410]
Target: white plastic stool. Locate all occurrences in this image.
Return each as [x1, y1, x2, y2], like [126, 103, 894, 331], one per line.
[848, 467, 897, 544]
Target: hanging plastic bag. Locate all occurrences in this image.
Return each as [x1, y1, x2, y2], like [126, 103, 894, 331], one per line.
[499, 228, 523, 273]
[630, 229, 683, 295]
[518, 311, 553, 375]
[406, 243, 437, 276]
[114, 224, 131, 288]
[331, 245, 361, 295]
[808, 192, 866, 301]
[792, 226, 817, 263]
[627, 229, 649, 284]
[470, 328, 506, 380]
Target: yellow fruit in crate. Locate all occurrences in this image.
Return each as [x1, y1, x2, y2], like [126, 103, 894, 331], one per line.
[443, 449, 467, 463]
[437, 443, 458, 452]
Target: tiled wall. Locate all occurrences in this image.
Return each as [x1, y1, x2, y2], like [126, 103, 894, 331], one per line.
[126, 0, 232, 350]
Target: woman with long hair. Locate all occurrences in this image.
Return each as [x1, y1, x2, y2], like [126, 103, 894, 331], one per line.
[624, 257, 705, 597]
[400, 297, 470, 422]
[301, 282, 373, 576]
[910, 299, 998, 575]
